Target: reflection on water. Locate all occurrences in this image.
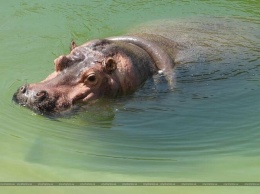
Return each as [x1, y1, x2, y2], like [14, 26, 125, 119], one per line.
[0, 1, 260, 190]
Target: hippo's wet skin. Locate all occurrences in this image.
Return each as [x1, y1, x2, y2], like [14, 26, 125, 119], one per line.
[13, 34, 178, 115]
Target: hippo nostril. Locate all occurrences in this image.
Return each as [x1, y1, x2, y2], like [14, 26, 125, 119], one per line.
[36, 90, 48, 101]
[20, 85, 27, 93]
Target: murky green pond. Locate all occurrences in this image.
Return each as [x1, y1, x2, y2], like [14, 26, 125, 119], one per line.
[1, 0, 259, 193]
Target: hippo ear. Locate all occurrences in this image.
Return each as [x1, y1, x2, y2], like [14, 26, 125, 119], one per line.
[104, 57, 117, 73]
[70, 41, 77, 51]
[54, 55, 70, 72]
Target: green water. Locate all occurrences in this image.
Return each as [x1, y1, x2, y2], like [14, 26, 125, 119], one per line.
[1, 0, 260, 193]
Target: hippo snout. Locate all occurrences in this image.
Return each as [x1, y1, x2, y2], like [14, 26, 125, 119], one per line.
[13, 85, 48, 104]
[13, 84, 59, 114]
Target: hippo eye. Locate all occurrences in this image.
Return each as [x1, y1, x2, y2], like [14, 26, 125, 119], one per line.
[84, 73, 98, 85]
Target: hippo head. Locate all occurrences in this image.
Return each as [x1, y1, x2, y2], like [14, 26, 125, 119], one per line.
[13, 38, 156, 115]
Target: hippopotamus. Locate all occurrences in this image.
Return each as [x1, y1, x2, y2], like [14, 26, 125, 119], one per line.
[13, 18, 250, 115]
[13, 34, 179, 115]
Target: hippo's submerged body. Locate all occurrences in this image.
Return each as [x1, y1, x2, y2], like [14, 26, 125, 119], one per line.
[13, 18, 251, 115]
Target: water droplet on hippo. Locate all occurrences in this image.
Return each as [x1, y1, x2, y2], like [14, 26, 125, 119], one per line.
[158, 70, 164, 74]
